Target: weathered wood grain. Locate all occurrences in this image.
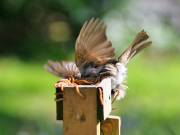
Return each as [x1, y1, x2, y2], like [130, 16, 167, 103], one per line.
[101, 115, 121, 135]
[63, 87, 100, 135]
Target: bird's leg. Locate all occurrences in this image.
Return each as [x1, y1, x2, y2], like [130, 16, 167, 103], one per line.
[97, 87, 104, 105]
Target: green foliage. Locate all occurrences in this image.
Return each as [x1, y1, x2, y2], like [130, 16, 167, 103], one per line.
[0, 0, 122, 60]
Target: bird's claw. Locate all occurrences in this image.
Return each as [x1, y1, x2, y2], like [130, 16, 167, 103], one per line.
[55, 79, 72, 91]
[55, 78, 86, 99]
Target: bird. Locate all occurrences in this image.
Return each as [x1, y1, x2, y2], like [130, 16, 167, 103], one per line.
[45, 18, 152, 101]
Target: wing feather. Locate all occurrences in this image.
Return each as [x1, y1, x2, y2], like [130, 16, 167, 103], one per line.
[118, 30, 152, 64]
[75, 18, 115, 68]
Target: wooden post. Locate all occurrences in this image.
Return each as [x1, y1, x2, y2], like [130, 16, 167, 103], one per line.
[55, 78, 121, 135]
[63, 86, 100, 135]
[101, 115, 121, 135]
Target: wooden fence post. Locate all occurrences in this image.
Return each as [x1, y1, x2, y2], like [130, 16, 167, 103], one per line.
[63, 86, 100, 135]
[56, 78, 121, 135]
[101, 115, 121, 135]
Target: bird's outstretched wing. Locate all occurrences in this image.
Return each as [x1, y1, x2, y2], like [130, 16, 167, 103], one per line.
[118, 30, 152, 65]
[44, 60, 81, 78]
[75, 18, 115, 68]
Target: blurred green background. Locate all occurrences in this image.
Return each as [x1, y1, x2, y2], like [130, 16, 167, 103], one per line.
[0, 0, 180, 134]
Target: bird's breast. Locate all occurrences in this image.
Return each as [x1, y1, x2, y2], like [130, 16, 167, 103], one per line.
[111, 63, 127, 89]
[116, 63, 127, 83]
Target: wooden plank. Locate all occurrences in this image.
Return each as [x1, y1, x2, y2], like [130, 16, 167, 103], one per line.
[98, 78, 112, 121]
[101, 115, 121, 135]
[56, 88, 63, 120]
[63, 87, 100, 135]
[56, 78, 112, 121]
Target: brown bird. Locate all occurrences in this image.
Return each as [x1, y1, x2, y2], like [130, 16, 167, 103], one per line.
[45, 18, 152, 100]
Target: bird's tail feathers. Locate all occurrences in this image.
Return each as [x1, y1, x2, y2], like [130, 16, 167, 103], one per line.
[44, 60, 62, 77]
[44, 60, 81, 78]
[118, 30, 152, 65]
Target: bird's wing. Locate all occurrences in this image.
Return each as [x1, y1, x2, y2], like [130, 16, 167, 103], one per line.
[75, 18, 115, 68]
[118, 30, 152, 65]
[44, 60, 81, 78]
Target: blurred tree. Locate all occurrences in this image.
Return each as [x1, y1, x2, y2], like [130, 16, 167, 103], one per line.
[0, 0, 124, 61]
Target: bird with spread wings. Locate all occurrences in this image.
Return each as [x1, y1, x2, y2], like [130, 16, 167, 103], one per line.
[45, 18, 152, 101]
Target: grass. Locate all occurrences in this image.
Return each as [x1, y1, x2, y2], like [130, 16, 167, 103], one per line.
[0, 55, 179, 135]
